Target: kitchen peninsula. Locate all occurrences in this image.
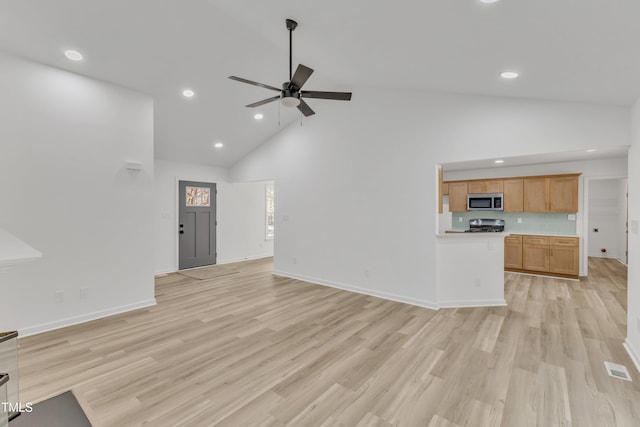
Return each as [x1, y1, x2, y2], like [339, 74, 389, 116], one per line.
[435, 232, 507, 308]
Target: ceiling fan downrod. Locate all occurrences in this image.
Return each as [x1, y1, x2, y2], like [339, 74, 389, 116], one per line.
[286, 19, 297, 81]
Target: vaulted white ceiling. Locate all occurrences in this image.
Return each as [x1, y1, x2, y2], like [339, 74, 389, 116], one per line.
[1, 0, 638, 167]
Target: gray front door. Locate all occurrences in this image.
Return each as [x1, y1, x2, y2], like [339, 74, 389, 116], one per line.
[179, 180, 217, 270]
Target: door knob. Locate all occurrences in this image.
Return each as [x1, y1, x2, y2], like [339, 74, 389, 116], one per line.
[179, 230, 184, 234]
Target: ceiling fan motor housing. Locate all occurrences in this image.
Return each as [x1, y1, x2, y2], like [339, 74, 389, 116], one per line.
[281, 85, 301, 107]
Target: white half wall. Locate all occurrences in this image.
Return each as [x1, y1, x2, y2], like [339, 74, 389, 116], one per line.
[154, 159, 273, 274]
[230, 87, 629, 308]
[0, 53, 155, 335]
[627, 100, 640, 372]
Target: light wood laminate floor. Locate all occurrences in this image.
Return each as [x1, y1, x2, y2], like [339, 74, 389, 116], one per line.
[17, 257, 640, 426]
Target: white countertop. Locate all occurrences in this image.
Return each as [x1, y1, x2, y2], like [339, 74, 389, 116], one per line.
[0, 229, 42, 271]
[436, 231, 509, 237]
[444, 229, 578, 238]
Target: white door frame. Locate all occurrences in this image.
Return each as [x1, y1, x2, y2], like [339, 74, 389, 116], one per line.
[582, 175, 628, 276]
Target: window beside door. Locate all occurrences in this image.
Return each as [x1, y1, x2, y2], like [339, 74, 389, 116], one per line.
[266, 184, 275, 240]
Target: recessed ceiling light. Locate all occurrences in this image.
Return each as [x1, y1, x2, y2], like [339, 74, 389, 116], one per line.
[586, 149, 597, 152]
[254, 113, 264, 120]
[479, 0, 500, 3]
[494, 159, 505, 164]
[64, 50, 83, 61]
[213, 142, 224, 149]
[182, 89, 195, 98]
[500, 71, 519, 79]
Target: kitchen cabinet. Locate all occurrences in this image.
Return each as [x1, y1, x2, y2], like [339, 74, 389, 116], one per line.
[506, 235, 579, 278]
[448, 182, 468, 212]
[549, 176, 579, 212]
[549, 237, 579, 275]
[523, 175, 579, 213]
[442, 182, 449, 195]
[503, 178, 524, 212]
[523, 235, 550, 272]
[467, 180, 503, 194]
[523, 177, 549, 212]
[504, 234, 523, 269]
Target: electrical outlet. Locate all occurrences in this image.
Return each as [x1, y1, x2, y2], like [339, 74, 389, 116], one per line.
[475, 278, 481, 288]
[364, 269, 370, 279]
[80, 287, 89, 300]
[458, 217, 463, 223]
[292, 257, 297, 265]
[517, 218, 523, 224]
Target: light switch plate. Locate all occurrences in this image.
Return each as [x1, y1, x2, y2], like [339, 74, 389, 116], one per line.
[632, 219, 639, 235]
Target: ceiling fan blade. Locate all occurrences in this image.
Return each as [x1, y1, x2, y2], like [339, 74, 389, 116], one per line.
[229, 76, 280, 92]
[290, 64, 314, 89]
[246, 96, 280, 108]
[301, 90, 352, 101]
[297, 99, 315, 117]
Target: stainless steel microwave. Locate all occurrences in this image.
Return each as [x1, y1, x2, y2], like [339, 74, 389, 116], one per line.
[467, 193, 503, 211]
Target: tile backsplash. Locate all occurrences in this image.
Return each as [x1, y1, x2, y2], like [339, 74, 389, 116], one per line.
[452, 211, 577, 235]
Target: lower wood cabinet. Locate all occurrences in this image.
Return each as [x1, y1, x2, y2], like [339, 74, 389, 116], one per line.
[523, 236, 550, 272]
[504, 235, 523, 269]
[505, 234, 579, 278]
[549, 237, 580, 275]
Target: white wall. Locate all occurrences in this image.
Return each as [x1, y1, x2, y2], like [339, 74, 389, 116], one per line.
[626, 100, 640, 372]
[230, 87, 629, 307]
[444, 157, 628, 181]
[588, 179, 623, 259]
[0, 53, 155, 335]
[154, 159, 273, 274]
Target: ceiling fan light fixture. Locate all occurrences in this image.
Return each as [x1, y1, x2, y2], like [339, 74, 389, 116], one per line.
[281, 96, 301, 107]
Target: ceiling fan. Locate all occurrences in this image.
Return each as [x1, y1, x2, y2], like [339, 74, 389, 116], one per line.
[229, 19, 352, 117]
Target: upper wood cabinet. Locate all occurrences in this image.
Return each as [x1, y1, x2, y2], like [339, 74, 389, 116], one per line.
[523, 175, 579, 213]
[549, 176, 578, 212]
[448, 182, 468, 212]
[523, 177, 549, 212]
[503, 178, 524, 212]
[444, 173, 579, 213]
[467, 180, 503, 194]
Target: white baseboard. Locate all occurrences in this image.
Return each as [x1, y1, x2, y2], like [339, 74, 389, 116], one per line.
[18, 299, 157, 337]
[217, 254, 273, 265]
[274, 270, 442, 311]
[154, 267, 175, 276]
[623, 338, 640, 374]
[616, 257, 628, 266]
[437, 299, 507, 309]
